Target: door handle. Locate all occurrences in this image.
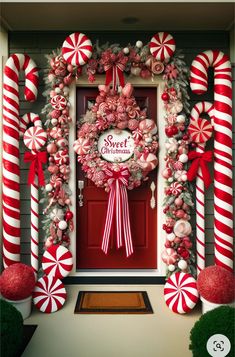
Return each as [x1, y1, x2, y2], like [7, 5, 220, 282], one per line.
[150, 181, 156, 209]
[78, 180, 84, 207]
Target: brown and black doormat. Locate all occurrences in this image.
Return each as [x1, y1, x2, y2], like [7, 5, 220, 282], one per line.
[74, 291, 153, 314]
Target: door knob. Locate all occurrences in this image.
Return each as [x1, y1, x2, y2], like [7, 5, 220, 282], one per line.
[150, 181, 156, 209]
[78, 180, 84, 207]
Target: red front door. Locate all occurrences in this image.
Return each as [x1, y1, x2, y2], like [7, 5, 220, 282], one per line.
[76, 87, 158, 269]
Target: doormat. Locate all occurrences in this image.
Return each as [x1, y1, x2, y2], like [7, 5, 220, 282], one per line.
[74, 291, 153, 314]
[16, 325, 37, 357]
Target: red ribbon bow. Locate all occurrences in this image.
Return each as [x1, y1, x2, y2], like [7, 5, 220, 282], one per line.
[104, 60, 125, 89]
[187, 150, 213, 189]
[24, 151, 47, 186]
[102, 167, 133, 257]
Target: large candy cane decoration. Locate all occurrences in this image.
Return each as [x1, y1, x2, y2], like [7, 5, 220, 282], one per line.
[21, 113, 47, 275]
[190, 50, 233, 272]
[189, 102, 214, 275]
[3, 54, 39, 268]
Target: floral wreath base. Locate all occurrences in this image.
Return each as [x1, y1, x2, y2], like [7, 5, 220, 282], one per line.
[73, 83, 158, 191]
[41, 32, 195, 277]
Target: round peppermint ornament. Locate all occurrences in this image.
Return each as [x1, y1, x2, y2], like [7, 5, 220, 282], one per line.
[33, 275, 67, 313]
[23, 126, 47, 151]
[51, 95, 67, 111]
[42, 244, 73, 278]
[188, 118, 213, 143]
[149, 32, 176, 62]
[62, 32, 92, 66]
[164, 272, 199, 314]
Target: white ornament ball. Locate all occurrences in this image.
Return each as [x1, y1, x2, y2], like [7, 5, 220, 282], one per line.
[181, 174, 188, 182]
[168, 177, 174, 183]
[45, 183, 53, 192]
[145, 137, 153, 144]
[123, 47, 129, 54]
[178, 260, 188, 270]
[179, 154, 188, 163]
[136, 40, 143, 48]
[176, 115, 186, 124]
[58, 220, 68, 230]
[167, 233, 175, 242]
[55, 87, 61, 94]
[168, 264, 176, 272]
[51, 118, 58, 126]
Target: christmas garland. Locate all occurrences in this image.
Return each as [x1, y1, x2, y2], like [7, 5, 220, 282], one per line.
[41, 35, 195, 277]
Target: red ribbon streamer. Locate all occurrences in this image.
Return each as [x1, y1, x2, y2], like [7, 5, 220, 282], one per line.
[187, 151, 213, 189]
[101, 167, 133, 257]
[24, 151, 47, 186]
[104, 62, 125, 88]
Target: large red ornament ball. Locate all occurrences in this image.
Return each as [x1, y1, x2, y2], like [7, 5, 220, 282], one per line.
[65, 210, 73, 221]
[197, 265, 235, 304]
[161, 92, 169, 102]
[0, 263, 35, 300]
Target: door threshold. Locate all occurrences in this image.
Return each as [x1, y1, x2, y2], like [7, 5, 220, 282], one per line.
[63, 276, 166, 285]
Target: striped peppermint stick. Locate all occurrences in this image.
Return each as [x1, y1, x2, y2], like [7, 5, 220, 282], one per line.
[23, 125, 47, 275]
[190, 50, 233, 272]
[189, 102, 214, 275]
[30, 164, 39, 275]
[2, 54, 38, 268]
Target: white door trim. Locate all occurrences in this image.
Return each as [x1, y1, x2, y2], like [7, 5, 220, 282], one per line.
[68, 75, 166, 277]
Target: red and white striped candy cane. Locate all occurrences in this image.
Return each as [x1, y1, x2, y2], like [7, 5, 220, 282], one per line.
[23, 124, 47, 275]
[20, 112, 42, 136]
[189, 102, 214, 275]
[20, 113, 44, 275]
[190, 50, 233, 272]
[2, 54, 38, 268]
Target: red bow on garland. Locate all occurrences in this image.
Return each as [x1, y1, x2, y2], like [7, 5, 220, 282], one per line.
[102, 167, 133, 257]
[24, 151, 47, 186]
[102, 53, 128, 89]
[187, 151, 213, 189]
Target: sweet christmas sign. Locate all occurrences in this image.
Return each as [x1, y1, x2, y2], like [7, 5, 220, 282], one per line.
[98, 129, 134, 162]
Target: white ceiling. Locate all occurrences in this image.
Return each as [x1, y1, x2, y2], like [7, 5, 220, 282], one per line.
[0, 2, 234, 31]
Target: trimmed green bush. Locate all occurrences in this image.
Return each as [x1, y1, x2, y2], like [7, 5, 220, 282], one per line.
[189, 306, 235, 357]
[0, 299, 23, 357]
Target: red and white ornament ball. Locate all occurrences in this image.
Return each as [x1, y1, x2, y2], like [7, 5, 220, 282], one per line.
[42, 244, 73, 279]
[33, 275, 67, 313]
[164, 272, 199, 314]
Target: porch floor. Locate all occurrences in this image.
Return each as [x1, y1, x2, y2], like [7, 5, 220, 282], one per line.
[23, 284, 201, 357]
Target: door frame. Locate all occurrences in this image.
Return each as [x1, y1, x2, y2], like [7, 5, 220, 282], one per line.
[67, 75, 167, 280]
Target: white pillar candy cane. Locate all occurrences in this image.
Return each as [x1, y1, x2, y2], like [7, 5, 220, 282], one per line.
[190, 50, 233, 272]
[2, 54, 38, 268]
[188, 102, 214, 275]
[23, 124, 47, 275]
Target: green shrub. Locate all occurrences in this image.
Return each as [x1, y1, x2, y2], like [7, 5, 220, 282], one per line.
[189, 306, 235, 357]
[0, 299, 23, 357]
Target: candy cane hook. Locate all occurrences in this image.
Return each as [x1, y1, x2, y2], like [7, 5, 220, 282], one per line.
[190, 50, 233, 272]
[2, 54, 39, 268]
[189, 101, 214, 276]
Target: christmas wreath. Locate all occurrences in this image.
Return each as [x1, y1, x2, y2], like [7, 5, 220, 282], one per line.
[73, 83, 158, 191]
